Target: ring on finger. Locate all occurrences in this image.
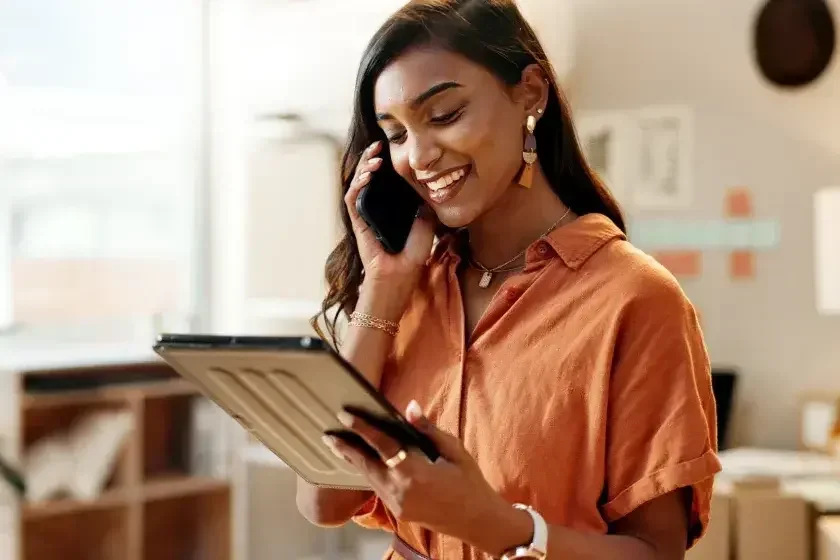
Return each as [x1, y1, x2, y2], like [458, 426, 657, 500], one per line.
[384, 449, 408, 469]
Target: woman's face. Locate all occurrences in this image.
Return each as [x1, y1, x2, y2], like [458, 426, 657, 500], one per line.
[373, 47, 534, 228]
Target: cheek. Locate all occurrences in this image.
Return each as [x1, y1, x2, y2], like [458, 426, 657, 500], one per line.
[389, 147, 419, 189]
[459, 113, 522, 183]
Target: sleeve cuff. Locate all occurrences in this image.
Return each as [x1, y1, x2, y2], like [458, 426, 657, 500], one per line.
[353, 495, 397, 532]
[601, 449, 722, 542]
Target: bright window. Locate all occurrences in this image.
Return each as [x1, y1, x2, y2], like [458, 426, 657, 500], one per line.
[0, 0, 206, 343]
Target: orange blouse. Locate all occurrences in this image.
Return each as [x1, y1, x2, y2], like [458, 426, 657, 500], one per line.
[353, 213, 721, 560]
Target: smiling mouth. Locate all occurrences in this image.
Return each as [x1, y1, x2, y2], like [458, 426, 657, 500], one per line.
[421, 166, 470, 204]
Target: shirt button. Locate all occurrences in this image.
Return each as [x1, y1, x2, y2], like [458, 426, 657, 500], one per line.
[536, 242, 550, 255]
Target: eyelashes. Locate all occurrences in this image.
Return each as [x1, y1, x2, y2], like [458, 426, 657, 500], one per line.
[385, 105, 467, 145]
[430, 106, 465, 124]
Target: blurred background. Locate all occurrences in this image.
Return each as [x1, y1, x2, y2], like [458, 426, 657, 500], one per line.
[1, 0, 839, 559]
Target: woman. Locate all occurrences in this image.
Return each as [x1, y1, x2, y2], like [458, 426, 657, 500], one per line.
[297, 1, 721, 559]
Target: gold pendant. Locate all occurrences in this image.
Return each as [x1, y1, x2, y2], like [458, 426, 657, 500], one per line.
[479, 271, 493, 288]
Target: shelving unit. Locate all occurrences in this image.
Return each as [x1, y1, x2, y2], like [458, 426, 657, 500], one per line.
[0, 359, 232, 560]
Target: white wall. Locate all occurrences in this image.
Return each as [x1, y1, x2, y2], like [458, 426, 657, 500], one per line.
[208, 0, 344, 335]
[569, 0, 840, 447]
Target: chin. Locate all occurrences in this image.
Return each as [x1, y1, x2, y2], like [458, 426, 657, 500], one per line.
[431, 202, 483, 230]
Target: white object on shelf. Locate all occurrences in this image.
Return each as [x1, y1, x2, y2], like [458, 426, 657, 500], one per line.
[815, 186, 840, 315]
[22, 436, 72, 503]
[66, 410, 134, 500]
[24, 410, 134, 502]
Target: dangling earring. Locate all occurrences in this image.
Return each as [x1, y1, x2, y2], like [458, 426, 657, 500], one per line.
[516, 112, 539, 188]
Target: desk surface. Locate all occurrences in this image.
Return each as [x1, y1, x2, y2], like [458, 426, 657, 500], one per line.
[0, 341, 158, 374]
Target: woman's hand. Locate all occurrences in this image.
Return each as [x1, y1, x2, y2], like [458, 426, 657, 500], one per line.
[322, 401, 521, 555]
[345, 141, 436, 285]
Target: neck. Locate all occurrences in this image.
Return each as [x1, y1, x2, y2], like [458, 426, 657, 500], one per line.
[467, 165, 572, 268]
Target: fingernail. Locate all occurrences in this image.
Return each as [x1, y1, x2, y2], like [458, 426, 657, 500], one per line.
[359, 171, 371, 181]
[321, 436, 345, 460]
[337, 410, 354, 427]
[368, 157, 382, 165]
[406, 400, 423, 418]
[372, 140, 381, 148]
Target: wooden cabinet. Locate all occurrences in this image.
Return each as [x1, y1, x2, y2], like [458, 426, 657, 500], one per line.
[0, 358, 231, 560]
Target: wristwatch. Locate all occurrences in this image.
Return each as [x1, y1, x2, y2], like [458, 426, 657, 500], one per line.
[500, 504, 548, 559]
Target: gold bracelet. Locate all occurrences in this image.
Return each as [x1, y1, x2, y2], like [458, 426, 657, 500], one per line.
[349, 312, 400, 337]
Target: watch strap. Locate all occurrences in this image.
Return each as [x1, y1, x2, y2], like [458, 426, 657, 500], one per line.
[500, 504, 548, 559]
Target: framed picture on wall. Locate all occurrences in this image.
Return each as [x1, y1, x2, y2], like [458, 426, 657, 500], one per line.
[575, 112, 631, 205]
[798, 392, 840, 453]
[630, 105, 694, 209]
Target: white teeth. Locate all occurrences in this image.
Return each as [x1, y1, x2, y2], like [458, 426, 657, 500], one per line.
[427, 168, 467, 191]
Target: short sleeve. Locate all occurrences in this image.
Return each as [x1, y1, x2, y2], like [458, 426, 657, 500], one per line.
[352, 495, 396, 532]
[601, 270, 722, 547]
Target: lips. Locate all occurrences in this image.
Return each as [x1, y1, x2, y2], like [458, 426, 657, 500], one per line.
[421, 166, 470, 205]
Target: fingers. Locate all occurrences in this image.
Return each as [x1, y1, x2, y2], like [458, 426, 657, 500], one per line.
[322, 434, 390, 487]
[344, 142, 384, 234]
[337, 407, 434, 476]
[351, 141, 383, 185]
[405, 399, 424, 423]
[337, 409, 406, 463]
[404, 206, 437, 264]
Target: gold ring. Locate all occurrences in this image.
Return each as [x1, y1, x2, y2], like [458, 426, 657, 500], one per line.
[384, 449, 408, 469]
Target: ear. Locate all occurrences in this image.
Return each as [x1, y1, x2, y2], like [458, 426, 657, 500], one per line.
[513, 64, 550, 123]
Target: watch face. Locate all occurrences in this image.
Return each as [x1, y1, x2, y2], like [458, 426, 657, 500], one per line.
[506, 547, 545, 559]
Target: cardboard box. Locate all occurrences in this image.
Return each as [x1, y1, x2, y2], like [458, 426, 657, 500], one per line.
[820, 517, 840, 560]
[688, 478, 815, 560]
[736, 491, 813, 560]
[686, 494, 730, 560]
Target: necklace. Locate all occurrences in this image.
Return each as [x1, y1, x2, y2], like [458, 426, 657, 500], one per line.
[468, 207, 571, 289]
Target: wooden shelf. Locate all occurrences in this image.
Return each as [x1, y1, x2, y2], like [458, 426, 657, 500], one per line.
[11, 360, 232, 560]
[23, 379, 200, 410]
[22, 475, 228, 521]
[23, 489, 129, 521]
[143, 474, 228, 502]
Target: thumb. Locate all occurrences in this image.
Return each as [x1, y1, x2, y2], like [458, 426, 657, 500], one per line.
[406, 400, 469, 463]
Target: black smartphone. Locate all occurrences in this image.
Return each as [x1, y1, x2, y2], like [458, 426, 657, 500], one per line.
[355, 149, 424, 254]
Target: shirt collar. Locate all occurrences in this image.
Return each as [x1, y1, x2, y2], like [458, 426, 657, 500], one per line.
[544, 213, 626, 269]
[430, 213, 625, 270]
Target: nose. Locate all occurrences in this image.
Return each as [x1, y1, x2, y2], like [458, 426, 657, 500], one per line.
[408, 133, 443, 172]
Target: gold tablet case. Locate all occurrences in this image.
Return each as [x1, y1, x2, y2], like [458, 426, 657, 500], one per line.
[154, 345, 385, 489]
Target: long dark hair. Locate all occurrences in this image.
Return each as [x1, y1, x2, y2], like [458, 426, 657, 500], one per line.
[314, 0, 625, 344]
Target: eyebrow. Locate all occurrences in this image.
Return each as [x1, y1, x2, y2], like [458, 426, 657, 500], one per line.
[376, 81, 463, 121]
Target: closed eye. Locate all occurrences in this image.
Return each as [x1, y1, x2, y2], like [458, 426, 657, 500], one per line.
[386, 130, 407, 144]
[430, 106, 465, 125]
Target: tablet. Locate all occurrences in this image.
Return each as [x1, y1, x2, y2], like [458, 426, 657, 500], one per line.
[152, 334, 439, 489]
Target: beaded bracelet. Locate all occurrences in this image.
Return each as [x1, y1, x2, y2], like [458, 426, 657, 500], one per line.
[349, 312, 400, 337]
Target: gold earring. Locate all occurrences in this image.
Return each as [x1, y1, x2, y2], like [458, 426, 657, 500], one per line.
[516, 115, 538, 188]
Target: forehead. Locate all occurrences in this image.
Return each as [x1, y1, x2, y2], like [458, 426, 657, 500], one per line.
[373, 47, 497, 111]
